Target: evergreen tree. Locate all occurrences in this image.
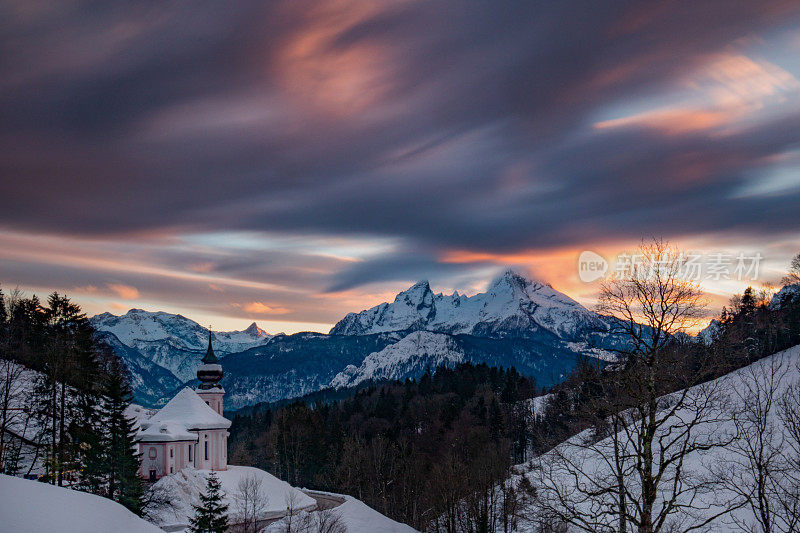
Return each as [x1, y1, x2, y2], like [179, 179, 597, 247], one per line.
[189, 472, 229, 533]
[72, 389, 105, 495]
[0, 288, 6, 326]
[103, 356, 142, 513]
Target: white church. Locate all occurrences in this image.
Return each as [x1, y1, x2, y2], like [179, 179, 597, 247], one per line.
[136, 334, 230, 481]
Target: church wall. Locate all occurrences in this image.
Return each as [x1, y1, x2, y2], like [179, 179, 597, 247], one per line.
[196, 389, 224, 416]
[139, 440, 198, 480]
[189, 429, 229, 471]
[139, 443, 165, 480]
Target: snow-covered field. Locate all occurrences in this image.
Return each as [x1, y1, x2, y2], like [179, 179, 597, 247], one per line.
[509, 344, 800, 532]
[149, 465, 316, 529]
[0, 474, 163, 533]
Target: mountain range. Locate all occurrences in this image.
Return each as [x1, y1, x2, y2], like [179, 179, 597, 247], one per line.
[91, 270, 623, 408]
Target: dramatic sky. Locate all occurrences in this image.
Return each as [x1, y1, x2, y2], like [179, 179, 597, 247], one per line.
[2, 1, 800, 333]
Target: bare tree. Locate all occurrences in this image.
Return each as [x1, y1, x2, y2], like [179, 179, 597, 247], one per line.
[717, 353, 800, 533]
[0, 358, 26, 472]
[232, 473, 269, 533]
[781, 252, 800, 286]
[777, 371, 800, 529]
[141, 482, 177, 523]
[531, 240, 736, 533]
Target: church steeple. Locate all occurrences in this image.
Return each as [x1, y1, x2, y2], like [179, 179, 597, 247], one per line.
[202, 331, 219, 364]
[197, 329, 223, 390]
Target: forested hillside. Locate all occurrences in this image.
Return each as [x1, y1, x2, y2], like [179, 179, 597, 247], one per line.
[229, 363, 540, 530]
[229, 248, 800, 532]
[0, 290, 143, 514]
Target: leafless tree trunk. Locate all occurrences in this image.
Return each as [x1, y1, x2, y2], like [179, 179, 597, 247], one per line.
[141, 483, 177, 523]
[232, 473, 269, 533]
[529, 240, 736, 533]
[0, 358, 25, 472]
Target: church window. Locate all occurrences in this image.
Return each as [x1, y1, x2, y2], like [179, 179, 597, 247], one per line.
[205, 441, 208, 461]
[170, 448, 173, 458]
[188, 444, 192, 461]
[148, 447, 157, 459]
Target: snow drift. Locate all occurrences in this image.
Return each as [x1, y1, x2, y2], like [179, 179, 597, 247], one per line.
[0, 474, 163, 533]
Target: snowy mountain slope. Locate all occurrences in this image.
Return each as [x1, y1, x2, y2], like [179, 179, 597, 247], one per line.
[510, 344, 800, 532]
[94, 273, 624, 409]
[330, 331, 465, 388]
[331, 270, 608, 340]
[770, 283, 800, 310]
[216, 333, 400, 409]
[0, 474, 163, 533]
[330, 330, 595, 391]
[95, 330, 183, 405]
[91, 309, 271, 382]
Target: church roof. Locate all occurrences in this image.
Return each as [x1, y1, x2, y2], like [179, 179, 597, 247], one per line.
[136, 388, 230, 442]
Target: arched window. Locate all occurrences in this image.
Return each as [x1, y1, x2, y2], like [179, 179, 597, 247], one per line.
[148, 447, 157, 459]
[188, 444, 192, 462]
[170, 448, 173, 458]
[204, 440, 208, 461]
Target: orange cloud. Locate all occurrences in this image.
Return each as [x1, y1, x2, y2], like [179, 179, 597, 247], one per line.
[243, 302, 291, 315]
[275, 1, 394, 114]
[74, 285, 100, 294]
[106, 283, 139, 300]
[594, 53, 800, 135]
[594, 108, 731, 135]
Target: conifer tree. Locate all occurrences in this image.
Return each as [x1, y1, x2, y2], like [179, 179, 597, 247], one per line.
[103, 356, 142, 514]
[0, 288, 6, 326]
[189, 472, 229, 533]
[72, 389, 105, 495]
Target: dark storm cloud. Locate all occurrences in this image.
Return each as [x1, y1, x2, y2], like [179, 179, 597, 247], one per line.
[2, 0, 800, 277]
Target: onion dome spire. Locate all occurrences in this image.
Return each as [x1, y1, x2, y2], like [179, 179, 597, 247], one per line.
[197, 328, 223, 389]
[202, 329, 219, 364]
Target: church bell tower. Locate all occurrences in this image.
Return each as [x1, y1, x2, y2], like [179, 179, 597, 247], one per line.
[196, 331, 224, 416]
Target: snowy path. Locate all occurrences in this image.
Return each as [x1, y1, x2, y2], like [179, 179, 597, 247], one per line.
[303, 489, 347, 510]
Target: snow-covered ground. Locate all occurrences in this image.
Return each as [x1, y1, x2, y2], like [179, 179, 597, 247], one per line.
[267, 490, 419, 533]
[0, 474, 163, 533]
[509, 343, 800, 532]
[149, 465, 316, 529]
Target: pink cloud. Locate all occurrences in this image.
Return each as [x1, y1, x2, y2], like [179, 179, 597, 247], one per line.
[106, 283, 139, 300]
[242, 302, 291, 315]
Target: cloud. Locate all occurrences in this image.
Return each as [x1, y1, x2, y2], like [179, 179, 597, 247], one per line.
[242, 302, 291, 315]
[594, 108, 731, 135]
[594, 53, 800, 135]
[1, 0, 800, 325]
[106, 283, 139, 300]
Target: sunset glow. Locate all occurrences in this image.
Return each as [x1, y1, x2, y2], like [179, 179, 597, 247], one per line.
[1, 1, 799, 333]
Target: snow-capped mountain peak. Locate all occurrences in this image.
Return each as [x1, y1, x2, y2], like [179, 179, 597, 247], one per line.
[395, 279, 434, 307]
[90, 309, 272, 382]
[243, 321, 267, 336]
[330, 270, 607, 339]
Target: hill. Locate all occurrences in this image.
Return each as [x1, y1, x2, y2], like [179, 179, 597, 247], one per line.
[0, 474, 163, 533]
